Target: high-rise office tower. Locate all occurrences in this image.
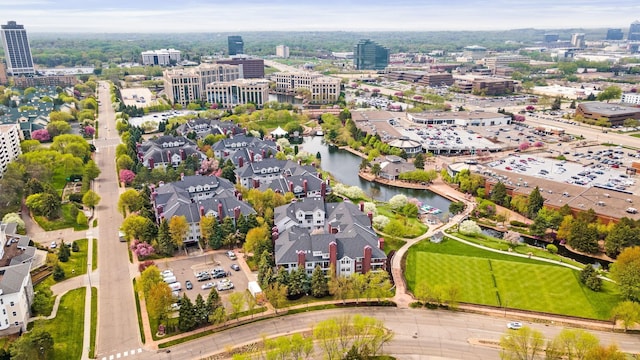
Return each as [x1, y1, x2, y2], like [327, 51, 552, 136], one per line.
[629, 20, 640, 41]
[0, 21, 35, 76]
[543, 33, 559, 43]
[606, 29, 624, 40]
[353, 39, 389, 70]
[228, 35, 244, 56]
[571, 33, 585, 48]
[276, 45, 289, 58]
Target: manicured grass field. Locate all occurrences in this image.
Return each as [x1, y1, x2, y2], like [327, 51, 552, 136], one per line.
[406, 238, 620, 320]
[30, 288, 85, 360]
[35, 203, 89, 231]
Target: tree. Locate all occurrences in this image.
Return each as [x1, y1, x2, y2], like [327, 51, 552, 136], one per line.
[82, 189, 101, 209]
[146, 282, 173, 323]
[605, 223, 640, 258]
[490, 181, 507, 206]
[9, 329, 54, 360]
[58, 240, 71, 262]
[168, 215, 189, 249]
[25, 192, 60, 218]
[288, 267, 309, 298]
[459, 219, 481, 236]
[371, 163, 381, 177]
[611, 300, 640, 331]
[2, 212, 25, 232]
[526, 186, 544, 219]
[46, 121, 72, 137]
[121, 214, 154, 242]
[611, 246, 640, 301]
[310, 265, 329, 298]
[53, 264, 65, 281]
[328, 275, 351, 304]
[118, 189, 144, 215]
[546, 328, 600, 360]
[449, 201, 465, 214]
[265, 282, 288, 313]
[178, 294, 197, 331]
[551, 97, 562, 111]
[388, 194, 408, 211]
[119, 169, 136, 185]
[138, 265, 162, 298]
[413, 153, 425, 169]
[596, 85, 622, 102]
[228, 292, 246, 321]
[245, 290, 257, 319]
[243, 224, 269, 256]
[156, 219, 175, 256]
[556, 215, 574, 241]
[84, 160, 101, 181]
[499, 326, 545, 360]
[567, 220, 599, 254]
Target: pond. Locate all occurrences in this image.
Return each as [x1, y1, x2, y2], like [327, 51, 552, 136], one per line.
[300, 136, 452, 213]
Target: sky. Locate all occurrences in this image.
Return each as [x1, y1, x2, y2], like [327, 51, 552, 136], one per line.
[1, 0, 639, 33]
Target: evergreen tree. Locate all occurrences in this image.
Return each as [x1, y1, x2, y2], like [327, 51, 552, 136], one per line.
[257, 250, 274, 288]
[178, 294, 197, 331]
[207, 288, 222, 311]
[156, 219, 174, 256]
[310, 265, 329, 298]
[53, 264, 65, 281]
[527, 186, 545, 219]
[580, 265, 602, 291]
[551, 97, 562, 110]
[209, 218, 223, 249]
[58, 240, 71, 262]
[275, 266, 290, 288]
[193, 294, 210, 326]
[567, 220, 599, 253]
[413, 153, 425, 169]
[288, 267, 309, 298]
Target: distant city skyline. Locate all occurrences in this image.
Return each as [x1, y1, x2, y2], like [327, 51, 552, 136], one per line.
[1, 0, 639, 33]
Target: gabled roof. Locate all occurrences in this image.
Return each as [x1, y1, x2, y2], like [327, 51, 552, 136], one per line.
[0, 262, 30, 295]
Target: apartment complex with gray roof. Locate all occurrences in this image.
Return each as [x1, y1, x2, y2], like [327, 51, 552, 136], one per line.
[151, 175, 255, 245]
[273, 198, 386, 277]
[137, 135, 206, 169]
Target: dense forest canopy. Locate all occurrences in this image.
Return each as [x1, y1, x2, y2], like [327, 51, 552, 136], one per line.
[0, 28, 612, 68]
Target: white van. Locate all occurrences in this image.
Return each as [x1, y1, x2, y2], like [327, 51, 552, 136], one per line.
[168, 282, 182, 291]
[163, 276, 177, 284]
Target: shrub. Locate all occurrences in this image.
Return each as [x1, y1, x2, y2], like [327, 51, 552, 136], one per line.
[68, 193, 83, 203]
[546, 244, 558, 254]
[71, 241, 80, 252]
[138, 260, 156, 272]
[510, 220, 528, 228]
[372, 215, 390, 230]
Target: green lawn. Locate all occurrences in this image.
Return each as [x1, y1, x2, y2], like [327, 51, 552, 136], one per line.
[89, 287, 97, 359]
[59, 239, 88, 278]
[30, 288, 85, 360]
[92, 238, 98, 271]
[382, 236, 406, 256]
[34, 204, 89, 231]
[376, 207, 427, 238]
[629, 133, 640, 138]
[406, 238, 620, 320]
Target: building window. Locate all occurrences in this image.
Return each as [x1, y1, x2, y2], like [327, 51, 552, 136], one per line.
[2, 309, 5, 315]
[12, 312, 16, 316]
[14, 322, 18, 326]
[10, 302, 14, 307]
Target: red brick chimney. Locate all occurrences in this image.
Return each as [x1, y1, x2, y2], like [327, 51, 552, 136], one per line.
[303, 179, 308, 194]
[234, 206, 240, 220]
[367, 211, 373, 225]
[321, 182, 326, 198]
[329, 242, 337, 276]
[218, 203, 223, 219]
[253, 179, 260, 189]
[288, 181, 294, 193]
[378, 237, 385, 250]
[359, 202, 364, 212]
[297, 251, 306, 269]
[249, 150, 254, 163]
[180, 149, 186, 160]
[199, 206, 205, 216]
[239, 157, 244, 168]
[363, 245, 372, 273]
[149, 158, 155, 169]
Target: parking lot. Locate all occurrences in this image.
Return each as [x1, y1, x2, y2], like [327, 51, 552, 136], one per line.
[156, 249, 251, 310]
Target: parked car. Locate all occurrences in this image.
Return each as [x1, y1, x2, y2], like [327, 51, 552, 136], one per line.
[230, 264, 240, 271]
[507, 322, 523, 330]
[185, 280, 193, 290]
[217, 280, 234, 291]
[197, 274, 211, 282]
[226, 250, 237, 260]
[201, 282, 215, 290]
[50, 241, 57, 249]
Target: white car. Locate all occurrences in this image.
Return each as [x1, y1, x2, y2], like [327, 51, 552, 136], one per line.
[507, 322, 523, 330]
[201, 282, 215, 290]
[50, 241, 57, 249]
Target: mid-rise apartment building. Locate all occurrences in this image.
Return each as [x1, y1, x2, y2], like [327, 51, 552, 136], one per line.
[571, 33, 586, 48]
[0, 21, 34, 76]
[272, 72, 341, 104]
[206, 79, 269, 109]
[629, 20, 640, 41]
[0, 124, 21, 178]
[141, 49, 181, 66]
[13, 75, 78, 88]
[276, 45, 290, 58]
[163, 64, 241, 107]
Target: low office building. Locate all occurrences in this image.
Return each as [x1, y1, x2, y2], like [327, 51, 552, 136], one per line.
[272, 72, 341, 104]
[385, 71, 453, 87]
[483, 55, 529, 73]
[206, 79, 269, 109]
[141, 49, 181, 66]
[274, 198, 386, 276]
[151, 175, 255, 245]
[13, 75, 78, 88]
[408, 110, 511, 127]
[372, 155, 416, 180]
[388, 137, 422, 156]
[472, 78, 515, 96]
[0, 124, 21, 178]
[575, 102, 640, 127]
